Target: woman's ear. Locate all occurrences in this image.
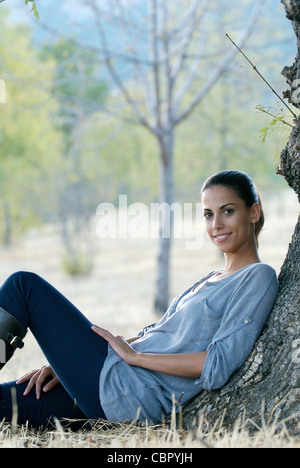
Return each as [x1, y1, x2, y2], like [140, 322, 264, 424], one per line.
[250, 203, 261, 224]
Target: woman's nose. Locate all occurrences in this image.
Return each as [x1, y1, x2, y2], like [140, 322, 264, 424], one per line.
[212, 214, 224, 230]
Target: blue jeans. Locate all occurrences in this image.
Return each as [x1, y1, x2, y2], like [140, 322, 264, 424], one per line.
[0, 271, 108, 429]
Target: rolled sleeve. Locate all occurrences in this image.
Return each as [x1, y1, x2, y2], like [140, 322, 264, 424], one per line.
[196, 319, 258, 389]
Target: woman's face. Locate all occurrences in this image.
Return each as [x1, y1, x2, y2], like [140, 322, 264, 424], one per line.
[201, 185, 260, 255]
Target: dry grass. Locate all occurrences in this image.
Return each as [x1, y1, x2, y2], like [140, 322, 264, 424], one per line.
[0, 190, 299, 448]
[0, 413, 299, 448]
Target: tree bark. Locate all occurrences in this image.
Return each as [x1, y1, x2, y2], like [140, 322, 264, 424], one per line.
[181, 1, 300, 434]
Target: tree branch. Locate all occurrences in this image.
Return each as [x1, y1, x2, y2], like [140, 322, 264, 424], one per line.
[226, 33, 298, 120]
[170, 0, 209, 85]
[149, 0, 162, 130]
[87, 0, 154, 133]
[174, 0, 266, 125]
[161, 2, 173, 124]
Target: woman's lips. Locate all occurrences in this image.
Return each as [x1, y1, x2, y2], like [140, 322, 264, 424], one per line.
[213, 233, 232, 242]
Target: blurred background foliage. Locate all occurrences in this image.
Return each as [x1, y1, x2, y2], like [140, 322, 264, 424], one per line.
[0, 0, 296, 274]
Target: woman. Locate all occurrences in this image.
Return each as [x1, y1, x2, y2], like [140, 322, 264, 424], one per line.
[0, 170, 279, 428]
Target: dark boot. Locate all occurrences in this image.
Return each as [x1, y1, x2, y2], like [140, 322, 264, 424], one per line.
[0, 307, 26, 370]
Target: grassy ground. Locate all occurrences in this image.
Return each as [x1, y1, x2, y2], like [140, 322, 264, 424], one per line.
[0, 415, 299, 448]
[0, 190, 299, 448]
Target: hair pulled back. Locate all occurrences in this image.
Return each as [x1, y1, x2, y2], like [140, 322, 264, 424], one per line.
[201, 170, 264, 243]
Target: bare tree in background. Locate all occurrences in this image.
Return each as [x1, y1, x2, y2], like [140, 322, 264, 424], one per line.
[86, 0, 265, 313]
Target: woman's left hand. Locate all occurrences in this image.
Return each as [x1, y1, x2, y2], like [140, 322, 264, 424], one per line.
[16, 365, 60, 400]
[91, 325, 138, 366]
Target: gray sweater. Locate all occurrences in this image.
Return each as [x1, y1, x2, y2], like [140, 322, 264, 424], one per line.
[99, 263, 279, 423]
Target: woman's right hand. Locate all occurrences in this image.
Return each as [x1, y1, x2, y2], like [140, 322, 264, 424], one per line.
[16, 365, 60, 400]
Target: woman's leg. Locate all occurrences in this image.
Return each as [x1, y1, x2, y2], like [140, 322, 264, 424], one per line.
[0, 379, 88, 430]
[0, 271, 108, 424]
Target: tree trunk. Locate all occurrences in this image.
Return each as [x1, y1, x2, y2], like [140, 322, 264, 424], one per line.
[181, 1, 300, 434]
[154, 132, 175, 315]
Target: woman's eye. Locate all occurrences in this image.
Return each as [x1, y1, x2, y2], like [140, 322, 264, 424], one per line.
[224, 209, 234, 215]
[204, 209, 234, 218]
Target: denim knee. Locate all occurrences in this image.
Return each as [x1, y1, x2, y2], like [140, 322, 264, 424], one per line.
[0, 271, 42, 330]
[7, 271, 41, 286]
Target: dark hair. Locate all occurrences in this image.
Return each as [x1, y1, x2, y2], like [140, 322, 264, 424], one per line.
[201, 170, 264, 243]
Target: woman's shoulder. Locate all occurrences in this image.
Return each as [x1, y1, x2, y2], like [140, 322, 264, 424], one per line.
[244, 262, 277, 277]
[223, 263, 279, 311]
[238, 262, 279, 289]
